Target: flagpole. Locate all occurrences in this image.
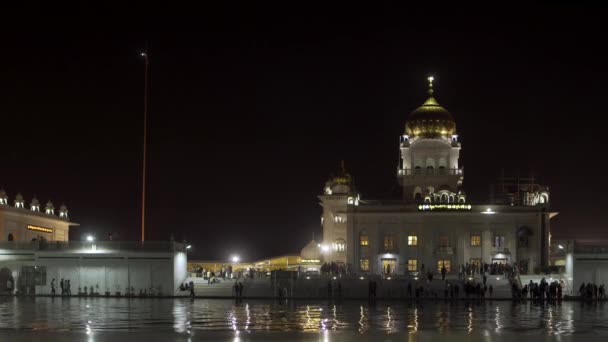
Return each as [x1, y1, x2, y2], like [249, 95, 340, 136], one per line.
[140, 50, 149, 242]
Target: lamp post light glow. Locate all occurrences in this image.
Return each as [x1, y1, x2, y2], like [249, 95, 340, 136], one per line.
[482, 208, 496, 215]
[232, 256, 240, 263]
[186, 245, 192, 250]
[558, 245, 564, 250]
[86, 235, 94, 242]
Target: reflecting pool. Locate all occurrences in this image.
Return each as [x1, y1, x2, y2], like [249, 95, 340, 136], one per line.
[0, 297, 607, 341]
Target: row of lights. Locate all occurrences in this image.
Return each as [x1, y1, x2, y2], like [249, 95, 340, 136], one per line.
[83, 234, 194, 250]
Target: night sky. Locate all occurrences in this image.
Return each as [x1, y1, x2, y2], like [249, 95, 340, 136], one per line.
[1, 6, 607, 260]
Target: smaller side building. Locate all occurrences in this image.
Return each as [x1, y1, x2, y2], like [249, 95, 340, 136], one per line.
[0, 241, 188, 296]
[563, 240, 608, 292]
[0, 190, 77, 241]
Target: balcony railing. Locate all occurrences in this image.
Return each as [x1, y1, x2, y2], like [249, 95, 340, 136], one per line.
[398, 168, 463, 176]
[435, 246, 455, 255]
[0, 241, 188, 253]
[492, 247, 510, 254]
[378, 246, 399, 254]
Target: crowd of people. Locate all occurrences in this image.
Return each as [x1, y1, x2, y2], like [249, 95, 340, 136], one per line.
[579, 282, 606, 300]
[520, 278, 564, 300]
[320, 262, 346, 276]
[49, 278, 72, 296]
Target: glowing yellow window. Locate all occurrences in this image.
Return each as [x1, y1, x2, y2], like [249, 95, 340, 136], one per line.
[360, 235, 369, 246]
[407, 259, 417, 271]
[360, 259, 369, 271]
[408, 235, 418, 246]
[384, 235, 394, 250]
[437, 259, 451, 272]
[470, 235, 481, 246]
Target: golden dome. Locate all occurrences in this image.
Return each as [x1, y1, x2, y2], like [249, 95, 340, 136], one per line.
[331, 160, 352, 185]
[405, 77, 456, 138]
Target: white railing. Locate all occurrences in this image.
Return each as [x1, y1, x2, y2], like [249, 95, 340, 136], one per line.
[398, 168, 463, 176]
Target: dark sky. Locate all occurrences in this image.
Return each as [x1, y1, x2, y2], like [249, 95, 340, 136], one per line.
[1, 5, 607, 260]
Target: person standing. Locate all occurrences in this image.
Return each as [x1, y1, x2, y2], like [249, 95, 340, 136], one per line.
[441, 266, 447, 280]
[190, 282, 195, 298]
[66, 280, 71, 296]
[6, 279, 13, 294]
[50, 278, 56, 297]
[60, 279, 65, 296]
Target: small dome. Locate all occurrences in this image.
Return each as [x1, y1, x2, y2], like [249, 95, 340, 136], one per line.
[300, 240, 322, 261]
[405, 77, 456, 138]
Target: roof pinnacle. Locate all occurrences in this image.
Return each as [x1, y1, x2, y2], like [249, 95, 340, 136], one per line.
[427, 75, 435, 96]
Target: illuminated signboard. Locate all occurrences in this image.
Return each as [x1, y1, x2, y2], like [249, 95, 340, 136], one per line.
[418, 204, 472, 212]
[300, 259, 321, 263]
[27, 225, 54, 233]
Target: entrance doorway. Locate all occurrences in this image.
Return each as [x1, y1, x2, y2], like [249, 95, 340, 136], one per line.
[382, 258, 396, 276]
[492, 258, 508, 264]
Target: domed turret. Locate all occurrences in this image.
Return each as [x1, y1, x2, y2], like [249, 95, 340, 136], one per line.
[324, 161, 354, 195]
[405, 76, 456, 139]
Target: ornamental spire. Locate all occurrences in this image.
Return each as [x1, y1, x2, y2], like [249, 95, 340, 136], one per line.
[427, 75, 434, 96]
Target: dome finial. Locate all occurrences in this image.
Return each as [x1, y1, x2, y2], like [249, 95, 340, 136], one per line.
[427, 75, 435, 96]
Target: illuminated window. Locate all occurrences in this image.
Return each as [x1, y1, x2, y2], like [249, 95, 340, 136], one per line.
[493, 235, 505, 247]
[408, 235, 418, 246]
[470, 235, 481, 246]
[384, 235, 394, 251]
[334, 239, 346, 252]
[407, 259, 418, 271]
[360, 234, 369, 246]
[437, 259, 451, 272]
[439, 235, 449, 247]
[360, 259, 369, 271]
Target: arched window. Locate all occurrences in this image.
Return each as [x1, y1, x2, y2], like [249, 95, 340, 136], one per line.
[438, 157, 447, 170]
[7, 233, 14, 241]
[334, 239, 346, 252]
[414, 193, 422, 202]
[441, 193, 449, 203]
[359, 231, 369, 246]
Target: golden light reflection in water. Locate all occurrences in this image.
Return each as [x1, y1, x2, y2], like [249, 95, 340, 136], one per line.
[547, 305, 554, 335]
[332, 305, 338, 330]
[302, 305, 323, 332]
[494, 305, 502, 334]
[407, 307, 418, 333]
[467, 305, 473, 334]
[436, 305, 449, 334]
[385, 306, 395, 334]
[245, 303, 250, 332]
[358, 305, 368, 334]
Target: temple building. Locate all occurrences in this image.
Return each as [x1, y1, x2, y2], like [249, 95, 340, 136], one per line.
[319, 77, 557, 276]
[0, 189, 77, 241]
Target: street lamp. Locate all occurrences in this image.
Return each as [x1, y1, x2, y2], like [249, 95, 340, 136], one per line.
[86, 235, 94, 242]
[186, 245, 192, 250]
[232, 256, 240, 263]
[558, 245, 564, 250]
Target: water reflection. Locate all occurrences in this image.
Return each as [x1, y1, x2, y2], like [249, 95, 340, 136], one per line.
[0, 298, 607, 336]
